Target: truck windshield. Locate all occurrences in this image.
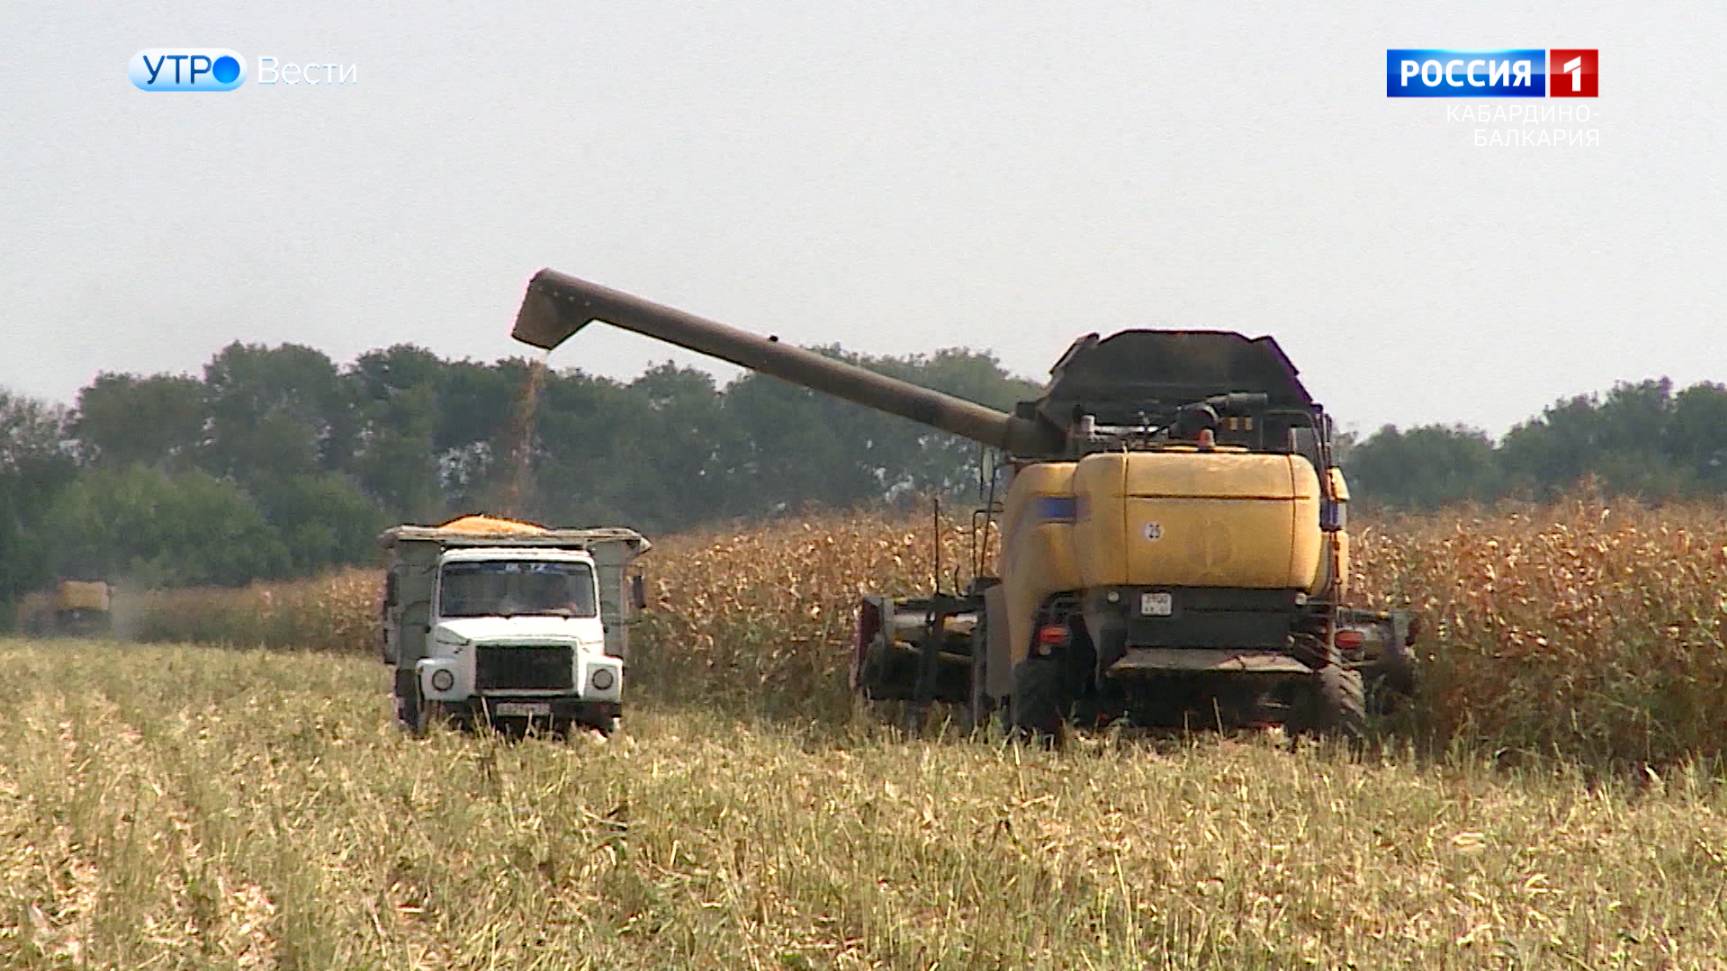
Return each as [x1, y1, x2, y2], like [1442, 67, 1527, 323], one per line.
[439, 561, 597, 618]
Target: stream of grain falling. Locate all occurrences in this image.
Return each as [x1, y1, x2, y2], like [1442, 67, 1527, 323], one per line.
[500, 353, 549, 517]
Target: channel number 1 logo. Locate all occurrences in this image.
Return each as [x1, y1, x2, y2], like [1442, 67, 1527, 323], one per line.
[129, 49, 246, 92]
[1549, 49, 1598, 97]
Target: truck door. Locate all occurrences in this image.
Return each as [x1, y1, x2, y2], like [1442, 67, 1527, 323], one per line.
[593, 556, 626, 659]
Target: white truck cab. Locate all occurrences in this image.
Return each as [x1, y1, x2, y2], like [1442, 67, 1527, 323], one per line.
[379, 518, 650, 735]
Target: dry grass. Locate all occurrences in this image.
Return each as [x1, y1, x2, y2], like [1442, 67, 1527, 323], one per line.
[5, 640, 1727, 969]
[111, 497, 1727, 764]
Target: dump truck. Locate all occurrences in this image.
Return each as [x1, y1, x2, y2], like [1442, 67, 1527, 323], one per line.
[18, 578, 113, 636]
[511, 270, 1417, 740]
[379, 515, 651, 735]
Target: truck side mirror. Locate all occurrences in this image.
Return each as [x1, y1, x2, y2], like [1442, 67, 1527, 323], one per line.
[630, 574, 648, 612]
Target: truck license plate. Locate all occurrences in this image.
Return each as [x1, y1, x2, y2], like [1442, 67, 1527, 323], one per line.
[493, 701, 551, 717]
[1141, 592, 1173, 617]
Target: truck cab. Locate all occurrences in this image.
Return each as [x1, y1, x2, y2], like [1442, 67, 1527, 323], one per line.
[379, 517, 650, 735]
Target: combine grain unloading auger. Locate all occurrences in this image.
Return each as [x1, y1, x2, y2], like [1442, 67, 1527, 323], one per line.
[513, 269, 1418, 739]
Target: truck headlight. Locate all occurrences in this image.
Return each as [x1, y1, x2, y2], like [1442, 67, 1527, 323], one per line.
[430, 669, 455, 692]
[591, 668, 615, 691]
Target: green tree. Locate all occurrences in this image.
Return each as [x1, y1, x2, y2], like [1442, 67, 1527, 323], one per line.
[531, 365, 687, 528]
[0, 390, 76, 614]
[614, 364, 739, 529]
[434, 359, 521, 511]
[250, 473, 385, 575]
[870, 348, 1041, 497]
[1343, 424, 1502, 508]
[348, 345, 447, 522]
[712, 347, 1036, 520]
[73, 373, 206, 468]
[43, 466, 288, 586]
[1666, 383, 1727, 491]
[1501, 380, 1685, 498]
[203, 342, 351, 486]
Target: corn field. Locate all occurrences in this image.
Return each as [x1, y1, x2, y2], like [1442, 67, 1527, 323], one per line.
[115, 497, 1727, 765]
[1352, 497, 1727, 764]
[123, 569, 380, 657]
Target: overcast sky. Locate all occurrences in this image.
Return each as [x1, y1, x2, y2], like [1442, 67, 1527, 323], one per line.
[2, 1, 1721, 438]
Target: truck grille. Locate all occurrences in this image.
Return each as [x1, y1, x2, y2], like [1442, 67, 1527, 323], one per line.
[475, 645, 574, 691]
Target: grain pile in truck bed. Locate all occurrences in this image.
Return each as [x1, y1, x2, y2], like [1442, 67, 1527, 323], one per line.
[432, 515, 549, 536]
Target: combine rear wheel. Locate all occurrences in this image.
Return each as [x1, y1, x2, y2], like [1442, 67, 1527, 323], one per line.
[1009, 655, 1067, 744]
[1291, 665, 1367, 742]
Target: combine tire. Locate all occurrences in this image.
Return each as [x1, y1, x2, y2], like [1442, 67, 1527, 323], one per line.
[851, 633, 896, 701]
[1292, 665, 1367, 742]
[1009, 654, 1066, 744]
[966, 638, 996, 732]
[1366, 638, 1418, 715]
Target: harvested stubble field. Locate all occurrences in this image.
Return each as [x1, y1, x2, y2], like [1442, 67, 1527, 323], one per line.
[12, 497, 1727, 967]
[4, 641, 1727, 969]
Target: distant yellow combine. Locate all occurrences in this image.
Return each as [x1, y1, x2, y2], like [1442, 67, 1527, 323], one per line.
[18, 578, 113, 636]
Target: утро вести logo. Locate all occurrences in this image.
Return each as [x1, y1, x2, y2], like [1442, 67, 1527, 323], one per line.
[128, 50, 359, 91]
[1386, 49, 1598, 98]
[129, 49, 247, 91]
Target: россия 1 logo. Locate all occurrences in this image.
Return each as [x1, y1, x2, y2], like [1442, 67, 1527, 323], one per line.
[129, 49, 246, 91]
[1386, 49, 1597, 98]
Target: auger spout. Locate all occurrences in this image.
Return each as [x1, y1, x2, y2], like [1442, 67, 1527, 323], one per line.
[512, 269, 1057, 454]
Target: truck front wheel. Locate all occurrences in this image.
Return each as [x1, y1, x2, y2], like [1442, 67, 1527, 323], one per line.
[557, 714, 620, 740]
[402, 679, 451, 737]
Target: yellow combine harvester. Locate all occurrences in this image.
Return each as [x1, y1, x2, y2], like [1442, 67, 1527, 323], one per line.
[512, 270, 1417, 740]
[18, 578, 113, 636]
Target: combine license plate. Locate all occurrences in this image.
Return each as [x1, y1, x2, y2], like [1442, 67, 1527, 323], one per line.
[492, 701, 552, 717]
[1141, 592, 1173, 617]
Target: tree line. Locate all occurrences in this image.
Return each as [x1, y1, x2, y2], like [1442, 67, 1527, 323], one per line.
[0, 342, 1038, 607]
[1342, 379, 1727, 508]
[2, 341, 1723, 613]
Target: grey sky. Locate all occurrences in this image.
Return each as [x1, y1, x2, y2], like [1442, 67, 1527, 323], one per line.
[2, 1, 1721, 438]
